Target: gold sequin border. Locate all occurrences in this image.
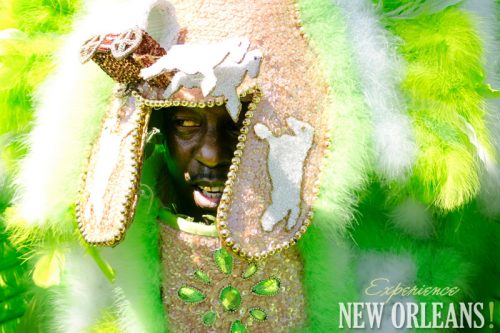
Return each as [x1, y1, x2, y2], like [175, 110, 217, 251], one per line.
[75, 98, 151, 246]
[216, 86, 316, 262]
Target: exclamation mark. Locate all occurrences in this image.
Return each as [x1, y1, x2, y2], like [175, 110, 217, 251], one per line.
[490, 301, 494, 329]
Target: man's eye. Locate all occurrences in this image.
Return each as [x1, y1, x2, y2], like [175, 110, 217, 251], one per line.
[176, 119, 200, 127]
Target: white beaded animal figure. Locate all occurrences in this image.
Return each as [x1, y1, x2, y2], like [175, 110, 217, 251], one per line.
[254, 117, 315, 232]
[139, 37, 250, 96]
[163, 49, 262, 122]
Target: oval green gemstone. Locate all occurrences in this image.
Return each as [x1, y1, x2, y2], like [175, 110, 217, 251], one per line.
[194, 270, 212, 285]
[177, 286, 205, 303]
[241, 263, 258, 279]
[249, 308, 267, 321]
[201, 310, 217, 326]
[213, 248, 233, 275]
[230, 320, 248, 333]
[252, 277, 280, 296]
[220, 286, 241, 312]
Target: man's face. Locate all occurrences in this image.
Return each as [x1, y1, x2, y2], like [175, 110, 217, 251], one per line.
[162, 104, 243, 220]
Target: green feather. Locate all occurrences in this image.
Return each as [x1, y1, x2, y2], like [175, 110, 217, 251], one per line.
[0, 225, 28, 332]
[0, 0, 80, 34]
[296, 0, 372, 330]
[353, 183, 499, 331]
[0, 0, 82, 331]
[381, 6, 495, 210]
[0, 0, 82, 185]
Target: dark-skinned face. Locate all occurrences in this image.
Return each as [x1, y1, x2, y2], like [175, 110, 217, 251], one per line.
[160, 104, 243, 220]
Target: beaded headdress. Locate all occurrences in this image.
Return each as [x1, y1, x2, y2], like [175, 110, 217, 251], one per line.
[77, 0, 331, 261]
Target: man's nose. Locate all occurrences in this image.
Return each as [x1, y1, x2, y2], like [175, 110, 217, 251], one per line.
[195, 130, 231, 168]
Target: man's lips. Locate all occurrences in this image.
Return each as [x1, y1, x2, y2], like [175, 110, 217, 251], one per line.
[192, 182, 225, 209]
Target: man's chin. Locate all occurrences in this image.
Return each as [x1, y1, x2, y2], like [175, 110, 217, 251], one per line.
[193, 188, 222, 210]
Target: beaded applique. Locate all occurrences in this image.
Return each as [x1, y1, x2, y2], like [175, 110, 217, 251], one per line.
[175, 247, 281, 327]
[254, 117, 315, 232]
[160, 223, 305, 332]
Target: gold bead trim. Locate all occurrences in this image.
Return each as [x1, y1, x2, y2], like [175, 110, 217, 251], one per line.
[76, 98, 151, 246]
[131, 90, 227, 110]
[213, 85, 324, 262]
[212, 87, 315, 262]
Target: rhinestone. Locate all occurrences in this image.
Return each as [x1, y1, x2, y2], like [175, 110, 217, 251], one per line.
[242, 263, 258, 279]
[220, 286, 241, 312]
[177, 286, 205, 303]
[252, 277, 281, 296]
[201, 310, 216, 326]
[230, 320, 248, 333]
[249, 308, 267, 321]
[193, 270, 211, 285]
[213, 248, 233, 275]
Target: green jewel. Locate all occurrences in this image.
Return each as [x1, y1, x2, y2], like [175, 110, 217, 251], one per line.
[202, 310, 217, 326]
[194, 270, 212, 285]
[220, 286, 241, 312]
[252, 277, 280, 296]
[249, 308, 267, 321]
[177, 286, 205, 303]
[241, 263, 258, 279]
[213, 248, 233, 275]
[230, 320, 248, 333]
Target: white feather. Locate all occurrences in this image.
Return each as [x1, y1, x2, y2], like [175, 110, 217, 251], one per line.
[50, 248, 113, 332]
[0, 135, 8, 190]
[50, 193, 164, 332]
[357, 252, 417, 332]
[102, 194, 165, 333]
[389, 199, 434, 239]
[334, 0, 417, 181]
[12, 0, 178, 229]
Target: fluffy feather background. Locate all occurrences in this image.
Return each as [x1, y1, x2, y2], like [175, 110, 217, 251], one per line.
[0, 1, 82, 331]
[351, 183, 500, 332]
[9, 0, 178, 240]
[334, 0, 417, 181]
[0, 0, 82, 181]
[297, 0, 373, 238]
[34, 146, 165, 332]
[356, 252, 418, 333]
[296, 0, 373, 330]
[462, 0, 500, 217]
[3, 0, 178, 331]
[0, 0, 498, 332]
[48, 190, 164, 333]
[381, 4, 496, 211]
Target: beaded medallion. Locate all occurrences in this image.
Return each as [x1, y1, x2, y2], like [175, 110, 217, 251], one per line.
[160, 219, 305, 333]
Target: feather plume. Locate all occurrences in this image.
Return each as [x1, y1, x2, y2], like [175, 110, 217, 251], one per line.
[383, 7, 495, 210]
[296, 0, 373, 330]
[462, 0, 500, 217]
[335, 0, 416, 181]
[9, 0, 178, 239]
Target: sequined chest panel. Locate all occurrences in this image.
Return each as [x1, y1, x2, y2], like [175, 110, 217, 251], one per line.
[160, 223, 305, 333]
